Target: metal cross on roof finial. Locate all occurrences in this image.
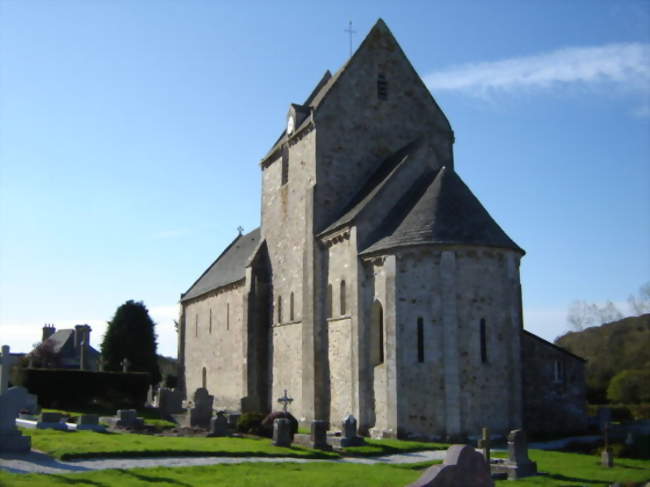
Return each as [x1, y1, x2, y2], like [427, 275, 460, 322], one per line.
[277, 389, 293, 413]
[344, 21, 356, 57]
[237, 226, 244, 235]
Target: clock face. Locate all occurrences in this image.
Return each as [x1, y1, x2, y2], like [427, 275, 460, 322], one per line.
[287, 115, 295, 135]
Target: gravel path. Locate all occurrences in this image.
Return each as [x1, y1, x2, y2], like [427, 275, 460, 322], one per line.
[0, 450, 448, 474]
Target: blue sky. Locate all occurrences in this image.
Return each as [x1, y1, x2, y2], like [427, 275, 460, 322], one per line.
[1, 0, 648, 357]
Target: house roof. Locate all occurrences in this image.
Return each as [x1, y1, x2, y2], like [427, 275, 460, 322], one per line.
[361, 166, 524, 255]
[522, 330, 586, 362]
[181, 228, 261, 302]
[40, 330, 100, 356]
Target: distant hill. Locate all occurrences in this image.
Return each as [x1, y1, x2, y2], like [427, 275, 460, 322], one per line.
[555, 314, 650, 402]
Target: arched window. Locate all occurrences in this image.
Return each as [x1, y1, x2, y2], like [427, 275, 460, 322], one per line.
[281, 145, 289, 185]
[195, 315, 198, 337]
[290, 292, 295, 321]
[554, 360, 565, 383]
[226, 303, 230, 331]
[340, 280, 346, 315]
[209, 309, 212, 334]
[417, 317, 424, 363]
[480, 318, 487, 364]
[327, 284, 333, 318]
[201, 367, 207, 389]
[277, 295, 283, 324]
[371, 300, 384, 366]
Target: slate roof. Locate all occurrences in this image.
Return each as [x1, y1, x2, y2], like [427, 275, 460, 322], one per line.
[319, 138, 424, 235]
[181, 228, 261, 302]
[41, 330, 100, 356]
[361, 166, 524, 255]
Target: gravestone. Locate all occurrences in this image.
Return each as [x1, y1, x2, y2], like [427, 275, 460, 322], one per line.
[0, 386, 32, 453]
[310, 420, 330, 450]
[37, 411, 67, 430]
[77, 414, 105, 432]
[208, 412, 229, 437]
[505, 429, 537, 479]
[158, 387, 184, 416]
[601, 424, 614, 468]
[116, 409, 144, 429]
[226, 412, 241, 431]
[341, 415, 364, 447]
[121, 357, 131, 372]
[0, 345, 12, 394]
[406, 444, 493, 487]
[188, 387, 214, 428]
[273, 418, 292, 447]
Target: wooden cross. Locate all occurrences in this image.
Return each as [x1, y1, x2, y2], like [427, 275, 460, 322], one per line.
[121, 357, 131, 372]
[344, 21, 356, 57]
[478, 426, 491, 465]
[277, 389, 293, 413]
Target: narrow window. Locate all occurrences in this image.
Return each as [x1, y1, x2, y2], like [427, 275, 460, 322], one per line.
[480, 318, 487, 364]
[290, 292, 295, 321]
[281, 145, 289, 185]
[277, 295, 282, 324]
[195, 315, 198, 337]
[201, 367, 207, 389]
[226, 303, 230, 331]
[417, 317, 424, 363]
[371, 300, 384, 365]
[554, 360, 564, 382]
[340, 280, 346, 315]
[209, 308, 212, 334]
[327, 284, 333, 318]
[377, 73, 387, 100]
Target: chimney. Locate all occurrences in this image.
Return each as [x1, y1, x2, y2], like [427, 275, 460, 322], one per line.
[74, 324, 91, 350]
[42, 324, 56, 342]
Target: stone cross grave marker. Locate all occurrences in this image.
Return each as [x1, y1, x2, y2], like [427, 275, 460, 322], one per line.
[0, 386, 32, 453]
[121, 357, 131, 372]
[1, 345, 12, 394]
[277, 389, 293, 413]
[601, 423, 614, 468]
[478, 426, 491, 466]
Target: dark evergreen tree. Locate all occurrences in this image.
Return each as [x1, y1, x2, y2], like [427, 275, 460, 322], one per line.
[101, 300, 161, 384]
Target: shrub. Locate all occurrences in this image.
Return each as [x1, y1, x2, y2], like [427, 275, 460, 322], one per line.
[21, 368, 149, 409]
[262, 411, 298, 437]
[237, 412, 266, 436]
[607, 369, 650, 404]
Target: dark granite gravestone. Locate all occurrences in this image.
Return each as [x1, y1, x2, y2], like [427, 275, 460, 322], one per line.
[37, 412, 67, 430]
[340, 414, 364, 447]
[189, 387, 214, 428]
[310, 419, 331, 450]
[208, 412, 229, 437]
[0, 387, 32, 453]
[273, 418, 292, 447]
[406, 444, 493, 487]
[505, 429, 537, 479]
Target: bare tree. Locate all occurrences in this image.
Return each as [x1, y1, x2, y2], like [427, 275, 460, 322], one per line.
[628, 281, 650, 315]
[567, 300, 598, 331]
[596, 300, 624, 324]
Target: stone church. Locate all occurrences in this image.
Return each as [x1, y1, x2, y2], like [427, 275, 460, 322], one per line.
[178, 20, 586, 439]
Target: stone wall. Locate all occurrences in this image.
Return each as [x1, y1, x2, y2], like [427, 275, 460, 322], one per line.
[522, 331, 587, 435]
[271, 322, 303, 416]
[183, 283, 245, 410]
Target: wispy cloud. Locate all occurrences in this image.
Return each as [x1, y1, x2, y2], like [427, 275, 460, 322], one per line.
[424, 43, 650, 96]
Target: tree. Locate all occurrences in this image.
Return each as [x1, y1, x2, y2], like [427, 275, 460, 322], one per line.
[567, 300, 598, 331]
[628, 281, 650, 316]
[101, 300, 161, 384]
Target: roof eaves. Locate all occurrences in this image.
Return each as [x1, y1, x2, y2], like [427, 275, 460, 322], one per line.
[523, 330, 587, 362]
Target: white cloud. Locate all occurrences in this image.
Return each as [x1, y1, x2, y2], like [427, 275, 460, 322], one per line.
[424, 43, 650, 95]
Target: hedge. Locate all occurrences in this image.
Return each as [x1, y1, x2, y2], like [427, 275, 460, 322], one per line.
[19, 368, 150, 410]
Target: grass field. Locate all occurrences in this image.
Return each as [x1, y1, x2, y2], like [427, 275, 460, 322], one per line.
[23, 429, 338, 460]
[0, 450, 649, 487]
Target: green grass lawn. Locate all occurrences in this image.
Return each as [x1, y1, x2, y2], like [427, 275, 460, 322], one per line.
[23, 429, 339, 460]
[0, 451, 649, 487]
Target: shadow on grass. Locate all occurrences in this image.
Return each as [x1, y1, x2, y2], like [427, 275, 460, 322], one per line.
[43, 474, 108, 486]
[116, 469, 192, 486]
[343, 443, 444, 458]
[545, 472, 609, 484]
